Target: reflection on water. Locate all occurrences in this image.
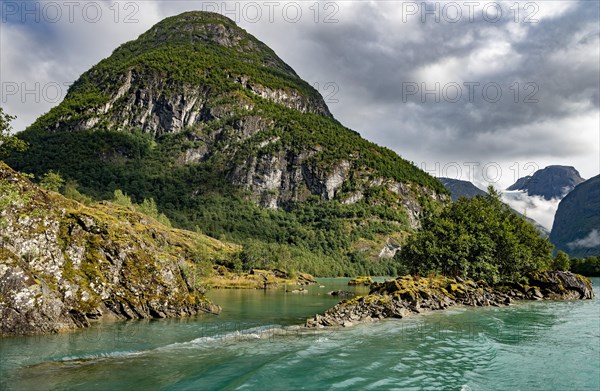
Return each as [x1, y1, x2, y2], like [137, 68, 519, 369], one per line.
[1, 278, 599, 391]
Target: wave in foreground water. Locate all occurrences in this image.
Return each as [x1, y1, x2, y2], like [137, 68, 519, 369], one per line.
[1, 279, 599, 390]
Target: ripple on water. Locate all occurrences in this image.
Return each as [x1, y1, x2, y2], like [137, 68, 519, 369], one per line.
[3, 278, 599, 391]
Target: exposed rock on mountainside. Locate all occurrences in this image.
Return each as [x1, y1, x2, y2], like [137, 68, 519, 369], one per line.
[0, 162, 238, 336]
[6, 11, 448, 275]
[550, 175, 600, 258]
[306, 272, 593, 328]
[507, 166, 585, 200]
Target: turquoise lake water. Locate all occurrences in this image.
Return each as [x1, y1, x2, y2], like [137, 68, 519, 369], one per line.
[1, 277, 599, 390]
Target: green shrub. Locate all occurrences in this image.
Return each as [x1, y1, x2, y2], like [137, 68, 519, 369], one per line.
[397, 187, 553, 283]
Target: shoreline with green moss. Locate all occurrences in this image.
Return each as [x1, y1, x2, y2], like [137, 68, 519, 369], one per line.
[305, 271, 594, 328]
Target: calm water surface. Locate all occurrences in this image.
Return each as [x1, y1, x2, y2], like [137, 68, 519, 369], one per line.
[1, 278, 599, 390]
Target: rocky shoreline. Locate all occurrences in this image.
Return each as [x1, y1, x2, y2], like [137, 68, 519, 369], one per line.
[305, 271, 593, 328]
[0, 163, 232, 337]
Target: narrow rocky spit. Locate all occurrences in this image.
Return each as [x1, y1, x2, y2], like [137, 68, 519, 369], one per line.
[305, 271, 593, 328]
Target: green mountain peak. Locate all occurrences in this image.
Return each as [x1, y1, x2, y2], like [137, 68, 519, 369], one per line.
[34, 10, 329, 136]
[7, 11, 447, 276]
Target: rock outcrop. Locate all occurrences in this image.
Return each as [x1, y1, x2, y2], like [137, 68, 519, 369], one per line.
[0, 163, 238, 336]
[348, 276, 374, 286]
[306, 272, 593, 328]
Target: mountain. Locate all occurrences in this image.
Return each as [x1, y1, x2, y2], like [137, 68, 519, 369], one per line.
[5, 12, 447, 276]
[507, 165, 585, 200]
[508, 175, 531, 190]
[437, 177, 487, 201]
[0, 162, 239, 336]
[550, 175, 600, 258]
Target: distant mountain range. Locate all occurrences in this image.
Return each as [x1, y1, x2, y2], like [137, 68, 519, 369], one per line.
[550, 175, 600, 258]
[507, 165, 585, 200]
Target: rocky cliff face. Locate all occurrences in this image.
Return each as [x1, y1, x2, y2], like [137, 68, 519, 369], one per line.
[507, 165, 585, 200]
[0, 162, 237, 336]
[70, 68, 331, 137]
[550, 175, 600, 258]
[231, 152, 440, 224]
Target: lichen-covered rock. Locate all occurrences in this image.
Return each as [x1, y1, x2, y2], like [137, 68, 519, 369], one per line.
[306, 272, 593, 328]
[0, 163, 238, 336]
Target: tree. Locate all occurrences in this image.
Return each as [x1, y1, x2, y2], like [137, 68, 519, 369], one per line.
[63, 179, 93, 204]
[40, 171, 65, 192]
[570, 256, 600, 276]
[397, 188, 553, 283]
[552, 250, 571, 271]
[112, 189, 171, 226]
[0, 107, 27, 157]
[113, 189, 134, 208]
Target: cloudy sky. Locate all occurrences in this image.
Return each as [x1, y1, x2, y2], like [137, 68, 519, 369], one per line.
[1, 0, 599, 205]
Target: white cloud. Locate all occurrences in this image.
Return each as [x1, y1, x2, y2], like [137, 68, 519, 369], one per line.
[568, 229, 600, 249]
[0, 0, 165, 131]
[501, 191, 561, 230]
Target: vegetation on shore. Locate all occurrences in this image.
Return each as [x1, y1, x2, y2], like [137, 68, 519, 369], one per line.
[202, 268, 316, 289]
[570, 256, 600, 276]
[396, 188, 554, 284]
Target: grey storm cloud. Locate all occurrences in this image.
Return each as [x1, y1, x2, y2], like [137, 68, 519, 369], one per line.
[299, 2, 599, 137]
[1, 0, 598, 186]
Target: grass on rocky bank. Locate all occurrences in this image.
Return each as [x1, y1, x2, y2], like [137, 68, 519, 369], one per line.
[201, 268, 317, 289]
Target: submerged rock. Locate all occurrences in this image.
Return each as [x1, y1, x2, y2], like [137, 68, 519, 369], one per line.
[328, 290, 355, 298]
[306, 272, 593, 328]
[287, 288, 308, 294]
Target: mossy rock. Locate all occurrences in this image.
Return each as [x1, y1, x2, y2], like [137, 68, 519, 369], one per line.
[448, 283, 465, 294]
[349, 276, 374, 286]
